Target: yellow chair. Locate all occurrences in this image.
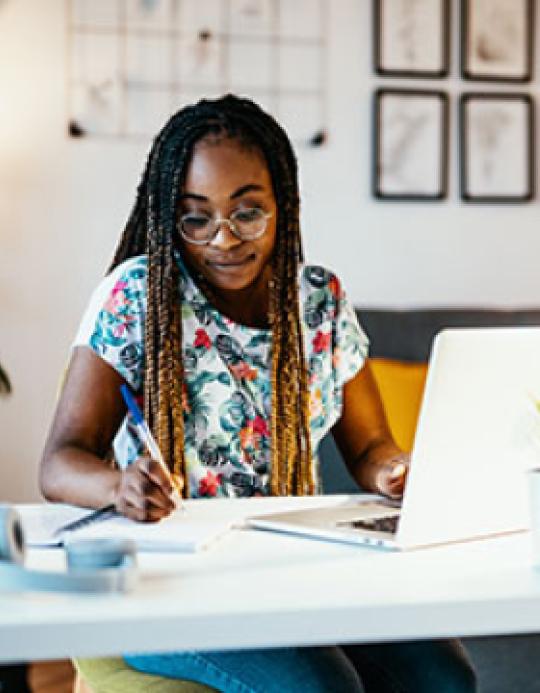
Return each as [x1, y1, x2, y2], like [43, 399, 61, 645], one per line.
[369, 357, 427, 453]
[73, 658, 214, 692]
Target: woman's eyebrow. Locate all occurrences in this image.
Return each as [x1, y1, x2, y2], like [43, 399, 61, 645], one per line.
[230, 184, 265, 199]
[179, 192, 208, 202]
[180, 184, 266, 203]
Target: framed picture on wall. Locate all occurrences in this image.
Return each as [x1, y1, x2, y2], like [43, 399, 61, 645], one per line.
[374, 0, 450, 78]
[459, 93, 535, 202]
[461, 0, 534, 82]
[373, 89, 449, 200]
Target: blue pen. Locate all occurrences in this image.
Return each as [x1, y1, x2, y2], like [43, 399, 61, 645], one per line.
[120, 384, 184, 509]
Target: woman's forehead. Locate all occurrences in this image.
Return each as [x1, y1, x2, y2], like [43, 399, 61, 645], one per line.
[182, 138, 273, 198]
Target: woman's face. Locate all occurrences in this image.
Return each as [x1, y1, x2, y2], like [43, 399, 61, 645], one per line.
[178, 138, 278, 294]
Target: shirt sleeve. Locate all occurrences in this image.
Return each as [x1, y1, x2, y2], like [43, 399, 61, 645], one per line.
[72, 258, 148, 392]
[332, 279, 370, 389]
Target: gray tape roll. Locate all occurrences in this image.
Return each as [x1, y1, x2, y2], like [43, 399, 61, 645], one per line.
[0, 505, 137, 593]
[0, 505, 25, 564]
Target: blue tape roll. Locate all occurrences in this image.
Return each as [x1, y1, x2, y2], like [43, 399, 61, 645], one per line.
[0, 504, 137, 593]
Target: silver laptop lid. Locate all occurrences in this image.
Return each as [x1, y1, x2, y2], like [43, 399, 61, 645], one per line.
[396, 327, 540, 548]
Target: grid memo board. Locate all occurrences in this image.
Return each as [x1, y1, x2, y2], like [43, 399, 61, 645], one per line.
[67, 0, 328, 146]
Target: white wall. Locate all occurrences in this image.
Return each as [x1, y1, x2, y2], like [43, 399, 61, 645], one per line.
[1, 0, 540, 501]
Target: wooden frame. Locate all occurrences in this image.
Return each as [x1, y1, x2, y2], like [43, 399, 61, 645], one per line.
[459, 93, 535, 202]
[374, 0, 450, 78]
[373, 89, 449, 201]
[461, 0, 534, 82]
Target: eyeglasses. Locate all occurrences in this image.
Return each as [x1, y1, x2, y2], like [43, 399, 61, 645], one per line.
[178, 207, 272, 246]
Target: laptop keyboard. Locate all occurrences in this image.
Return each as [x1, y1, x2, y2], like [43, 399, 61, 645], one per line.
[337, 514, 400, 534]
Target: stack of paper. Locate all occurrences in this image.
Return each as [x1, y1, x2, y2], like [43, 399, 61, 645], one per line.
[18, 504, 232, 553]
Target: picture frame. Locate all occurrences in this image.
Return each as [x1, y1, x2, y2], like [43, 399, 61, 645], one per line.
[459, 93, 535, 203]
[373, 89, 449, 201]
[461, 0, 534, 82]
[373, 0, 450, 78]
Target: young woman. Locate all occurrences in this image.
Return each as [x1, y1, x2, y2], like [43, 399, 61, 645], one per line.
[40, 95, 476, 692]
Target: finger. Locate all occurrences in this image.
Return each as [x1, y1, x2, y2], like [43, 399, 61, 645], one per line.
[131, 456, 175, 500]
[136, 456, 175, 495]
[120, 492, 173, 522]
[124, 467, 175, 509]
[385, 474, 406, 499]
[122, 501, 168, 523]
[128, 475, 176, 512]
[389, 462, 407, 481]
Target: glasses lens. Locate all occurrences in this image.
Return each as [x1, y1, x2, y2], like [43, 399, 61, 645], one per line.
[180, 214, 214, 243]
[231, 208, 268, 240]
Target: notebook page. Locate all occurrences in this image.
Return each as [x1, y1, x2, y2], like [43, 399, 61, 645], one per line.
[58, 512, 232, 552]
[18, 504, 91, 547]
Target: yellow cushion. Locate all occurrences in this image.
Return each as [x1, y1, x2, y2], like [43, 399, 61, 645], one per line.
[73, 658, 214, 693]
[369, 358, 428, 453]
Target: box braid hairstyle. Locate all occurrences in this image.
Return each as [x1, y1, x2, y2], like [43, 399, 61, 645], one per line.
[108, 94, 313, 498]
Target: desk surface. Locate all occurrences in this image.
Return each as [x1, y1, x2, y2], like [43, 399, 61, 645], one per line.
[1, 496, 540, 663]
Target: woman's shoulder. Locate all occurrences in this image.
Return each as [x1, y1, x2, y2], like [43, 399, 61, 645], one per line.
[299, 264, 346, 330]
[106, 255, 148, 285]
[74, 256, 148, 348]
[80, 255, 148, 320]
[89, 255, 148, 301]
[300, 264, 344, 298]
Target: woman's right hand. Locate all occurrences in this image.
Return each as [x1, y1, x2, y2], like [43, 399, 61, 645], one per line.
[114, 455, 176, 522]
[40, 348, 178, 519]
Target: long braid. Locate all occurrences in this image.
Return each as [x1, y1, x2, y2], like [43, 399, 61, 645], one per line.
[108, 94, 313, 497]
[220, 98, 313, 495]
[248, 111, 312, 496]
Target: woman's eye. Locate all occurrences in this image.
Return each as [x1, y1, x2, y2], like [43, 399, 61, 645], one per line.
[233, 208, 263, 223]
[183, 214, 210, 229]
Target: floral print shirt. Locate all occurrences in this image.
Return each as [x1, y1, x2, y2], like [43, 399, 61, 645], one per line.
[74, 254, 368, 498]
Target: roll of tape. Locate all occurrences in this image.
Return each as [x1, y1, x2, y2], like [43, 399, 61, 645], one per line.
[0, 505, 25, 564]
[65, 536, 135, 570]
[0, 505, 137, 593]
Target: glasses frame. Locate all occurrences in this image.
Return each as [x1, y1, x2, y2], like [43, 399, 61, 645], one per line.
[178, 209, 273, 246]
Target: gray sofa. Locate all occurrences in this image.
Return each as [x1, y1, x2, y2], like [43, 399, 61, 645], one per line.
[319, 307, 540, 693]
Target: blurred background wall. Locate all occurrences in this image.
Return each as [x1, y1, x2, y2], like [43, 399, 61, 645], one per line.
[1, 0, 540, 501]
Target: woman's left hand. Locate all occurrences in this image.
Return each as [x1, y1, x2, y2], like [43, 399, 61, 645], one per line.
[331, 362, 411, 500]
[372, 454, 410, 499]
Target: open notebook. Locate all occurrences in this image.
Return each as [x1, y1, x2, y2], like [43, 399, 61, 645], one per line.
[18, 503, 232, 553]
[18, 495, 367, 553]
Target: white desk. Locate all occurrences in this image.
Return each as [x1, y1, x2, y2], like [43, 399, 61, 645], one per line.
[1, 496, 540, 663]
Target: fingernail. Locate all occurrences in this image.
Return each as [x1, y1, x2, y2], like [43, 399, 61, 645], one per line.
[390, 463, 406, 479]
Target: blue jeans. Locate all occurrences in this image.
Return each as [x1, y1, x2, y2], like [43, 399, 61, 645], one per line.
[125, 639, 476, 692]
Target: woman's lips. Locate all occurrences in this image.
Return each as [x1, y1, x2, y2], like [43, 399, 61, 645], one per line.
[207, 254, 256, 270]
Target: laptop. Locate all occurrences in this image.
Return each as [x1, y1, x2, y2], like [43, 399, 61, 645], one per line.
[247, 327, 540, 550]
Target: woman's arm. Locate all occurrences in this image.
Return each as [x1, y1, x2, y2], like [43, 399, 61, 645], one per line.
[331, 360, 409, 498]
[39, 346, 175, 521]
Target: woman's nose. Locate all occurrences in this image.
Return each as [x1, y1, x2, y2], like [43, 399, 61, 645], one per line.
[209, 220, 241, 250]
